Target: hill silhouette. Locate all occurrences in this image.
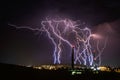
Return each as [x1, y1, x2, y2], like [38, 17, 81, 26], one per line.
[0, 63, 120, 80]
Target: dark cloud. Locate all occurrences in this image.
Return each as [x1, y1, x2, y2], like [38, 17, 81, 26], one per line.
[0, 0, 120, 67]
[93, 20, 120, 67]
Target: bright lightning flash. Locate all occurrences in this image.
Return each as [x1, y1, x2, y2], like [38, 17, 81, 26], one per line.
[9, 17, 107, 67]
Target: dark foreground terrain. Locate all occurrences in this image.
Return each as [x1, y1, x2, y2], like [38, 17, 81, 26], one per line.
[0, 63, 120, 80]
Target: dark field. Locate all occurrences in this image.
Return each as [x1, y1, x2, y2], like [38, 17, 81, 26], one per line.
[0, 63, 120, 80]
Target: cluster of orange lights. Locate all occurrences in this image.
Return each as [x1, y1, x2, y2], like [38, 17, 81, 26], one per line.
[33, 65, 120, 73]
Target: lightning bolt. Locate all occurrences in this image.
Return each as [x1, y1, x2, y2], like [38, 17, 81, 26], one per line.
[9, 17, 107, 67]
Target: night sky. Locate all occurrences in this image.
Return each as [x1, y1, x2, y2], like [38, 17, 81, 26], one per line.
[0, 0, 120, 67]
